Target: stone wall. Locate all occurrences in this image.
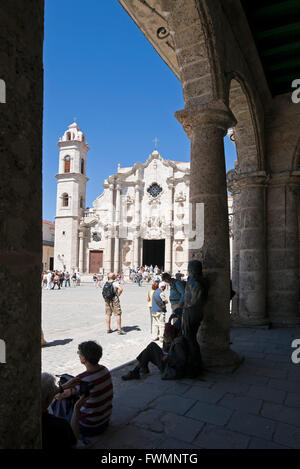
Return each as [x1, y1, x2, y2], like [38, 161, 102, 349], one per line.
[0, 0, 44, 449]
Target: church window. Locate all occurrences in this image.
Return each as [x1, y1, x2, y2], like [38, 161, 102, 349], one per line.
[64, 155, 71, 173]
[62, 193, 69, 207]
[81, 158, 84, 174]
[147, 183, 162, 198]
[67, 132, 71, 141]
[80, 196, 84, 208]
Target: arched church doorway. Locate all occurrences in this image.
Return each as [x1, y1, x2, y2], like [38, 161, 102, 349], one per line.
[142, 239, 165, 270]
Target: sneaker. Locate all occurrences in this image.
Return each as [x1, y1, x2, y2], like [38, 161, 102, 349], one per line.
[122, 369, 140, 381]
[118, 329, 126, 335]
[107, 329, 113, 334]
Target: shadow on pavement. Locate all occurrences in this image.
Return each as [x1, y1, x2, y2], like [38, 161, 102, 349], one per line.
[122, 326, 142, 333]
[42, 338, 73, 347]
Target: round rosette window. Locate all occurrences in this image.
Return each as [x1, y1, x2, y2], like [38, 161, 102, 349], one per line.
[147, 183, 162, 198]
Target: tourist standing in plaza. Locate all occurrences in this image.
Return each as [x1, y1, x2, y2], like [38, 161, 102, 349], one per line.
[46, 270, 52, 290]
[182, 260, 209, 378]
[161, 272, 185, 312]
[147, 281, 159, 333]
[65, 272, 71, 287]
[102, 273, 126, 335]
[151, 281, 168, 342]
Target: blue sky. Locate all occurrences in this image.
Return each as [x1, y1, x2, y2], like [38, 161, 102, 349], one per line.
[43, 0, 237, 222]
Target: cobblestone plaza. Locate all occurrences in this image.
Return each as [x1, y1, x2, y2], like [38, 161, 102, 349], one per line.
[42, 282, 300, 449]
[42, 283, 153, 376]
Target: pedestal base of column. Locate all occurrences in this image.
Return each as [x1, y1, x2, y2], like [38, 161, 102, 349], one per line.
[201, 348, 244, 374]
[230, 314, 270, 329]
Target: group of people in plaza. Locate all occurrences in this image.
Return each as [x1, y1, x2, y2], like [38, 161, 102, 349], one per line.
[41, 270, 81, 290]
[41, 259, 208, 448]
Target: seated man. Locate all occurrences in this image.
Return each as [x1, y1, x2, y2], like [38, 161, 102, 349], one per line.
[57, 341, 113, 438]
[42, 372, 85, 448]
[121, 323, 188, 381]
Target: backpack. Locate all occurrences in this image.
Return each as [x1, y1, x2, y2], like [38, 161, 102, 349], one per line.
[102, 281, 116, 301]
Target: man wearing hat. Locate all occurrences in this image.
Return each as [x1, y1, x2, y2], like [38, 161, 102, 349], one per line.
[121, 322, 188, 381]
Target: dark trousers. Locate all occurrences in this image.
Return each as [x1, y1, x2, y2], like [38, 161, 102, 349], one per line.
[182, 307, 203, 377]
[137, 342, 166, 373]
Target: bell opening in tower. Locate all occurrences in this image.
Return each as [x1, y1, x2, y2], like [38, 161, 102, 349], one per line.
[142, 239, 165, 271]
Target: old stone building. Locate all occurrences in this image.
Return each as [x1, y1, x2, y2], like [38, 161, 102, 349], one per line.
[54, 122, 233, 277]
[1, 0, 300, 448]
[42, 220, 54, 271]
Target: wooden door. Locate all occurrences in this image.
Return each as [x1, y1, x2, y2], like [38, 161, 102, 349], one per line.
[89, 251, 103, 273]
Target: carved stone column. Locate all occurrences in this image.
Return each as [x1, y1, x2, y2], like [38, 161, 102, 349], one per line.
[227, 172, 241, 317]
[228, 171, 268, 326]
[267, 172, 300, 326]
[78, 230, 86, 273]
[165, 183, 173, 272]
[104, 184, 114, 274]
[134, 184, 141, 268]
[176, 101, 241, 370]
[114, 185, 121, 273]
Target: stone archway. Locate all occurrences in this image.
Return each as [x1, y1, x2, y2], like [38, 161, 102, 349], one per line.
[227, 77, 268, 327]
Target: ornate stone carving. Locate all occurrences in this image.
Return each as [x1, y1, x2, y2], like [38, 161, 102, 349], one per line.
[175, 191, 186, 203]
[175, 101, 237, 138]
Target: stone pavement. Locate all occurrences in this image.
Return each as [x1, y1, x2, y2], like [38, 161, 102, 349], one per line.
[42, 284, 300, 449]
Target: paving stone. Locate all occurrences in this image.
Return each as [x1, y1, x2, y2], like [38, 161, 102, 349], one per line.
[284, 392, 300, 409]
[120, 389, 163, 409]
[210, 381, 251, 395]
[265, 354, 289, 363]
[273, 423, 300, 449]
[154, 437, 202, 450]
[248, 385, 286, 404]
[110, 404, 140, 426]
[268, 378, 299, 393]
[287, 369, 300, 383]
[227, 412, 275, 440]
[219, 394, 262, 414]
[183, 387, 226, 404]
[194, 424, 250, 449]
[254, 367, 288, 380]
[94, 424, 162, 449]
[185, 402, 233, 426]
[165, 382, 193, 396]
[248, 438, 289, 449]
[131, 409, 165, 433]
[151, 394, 197, 416]
[160, 413, 205, 443]
[261, 402, 300, 428]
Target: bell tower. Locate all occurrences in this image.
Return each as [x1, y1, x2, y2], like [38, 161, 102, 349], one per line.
[54, 121, 90, 272]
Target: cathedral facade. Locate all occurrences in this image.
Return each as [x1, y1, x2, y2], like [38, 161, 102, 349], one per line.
[54, 122, 192, 275]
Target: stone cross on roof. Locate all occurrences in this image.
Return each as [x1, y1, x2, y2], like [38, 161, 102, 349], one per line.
[153, 137, 159, 150]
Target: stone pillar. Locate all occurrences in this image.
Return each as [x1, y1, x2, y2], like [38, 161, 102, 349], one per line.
[105, 236, 112, 274]
[114, 238, 120, 274]
[78, 231, 85, 273]
[176, 101, 241, 370]
[133, 235, 139, 268]
[165, 183, 173, 273]
[114, 185, 121, 273]
[134, 184, 141, 268]
[228, 177, 241, 317]
[228, 171, 268, 326]
[267, 172, 300, 326]
[104, 184, 114, 274]
[165, 236, 172, 273]
[0, 1, 44, 448]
